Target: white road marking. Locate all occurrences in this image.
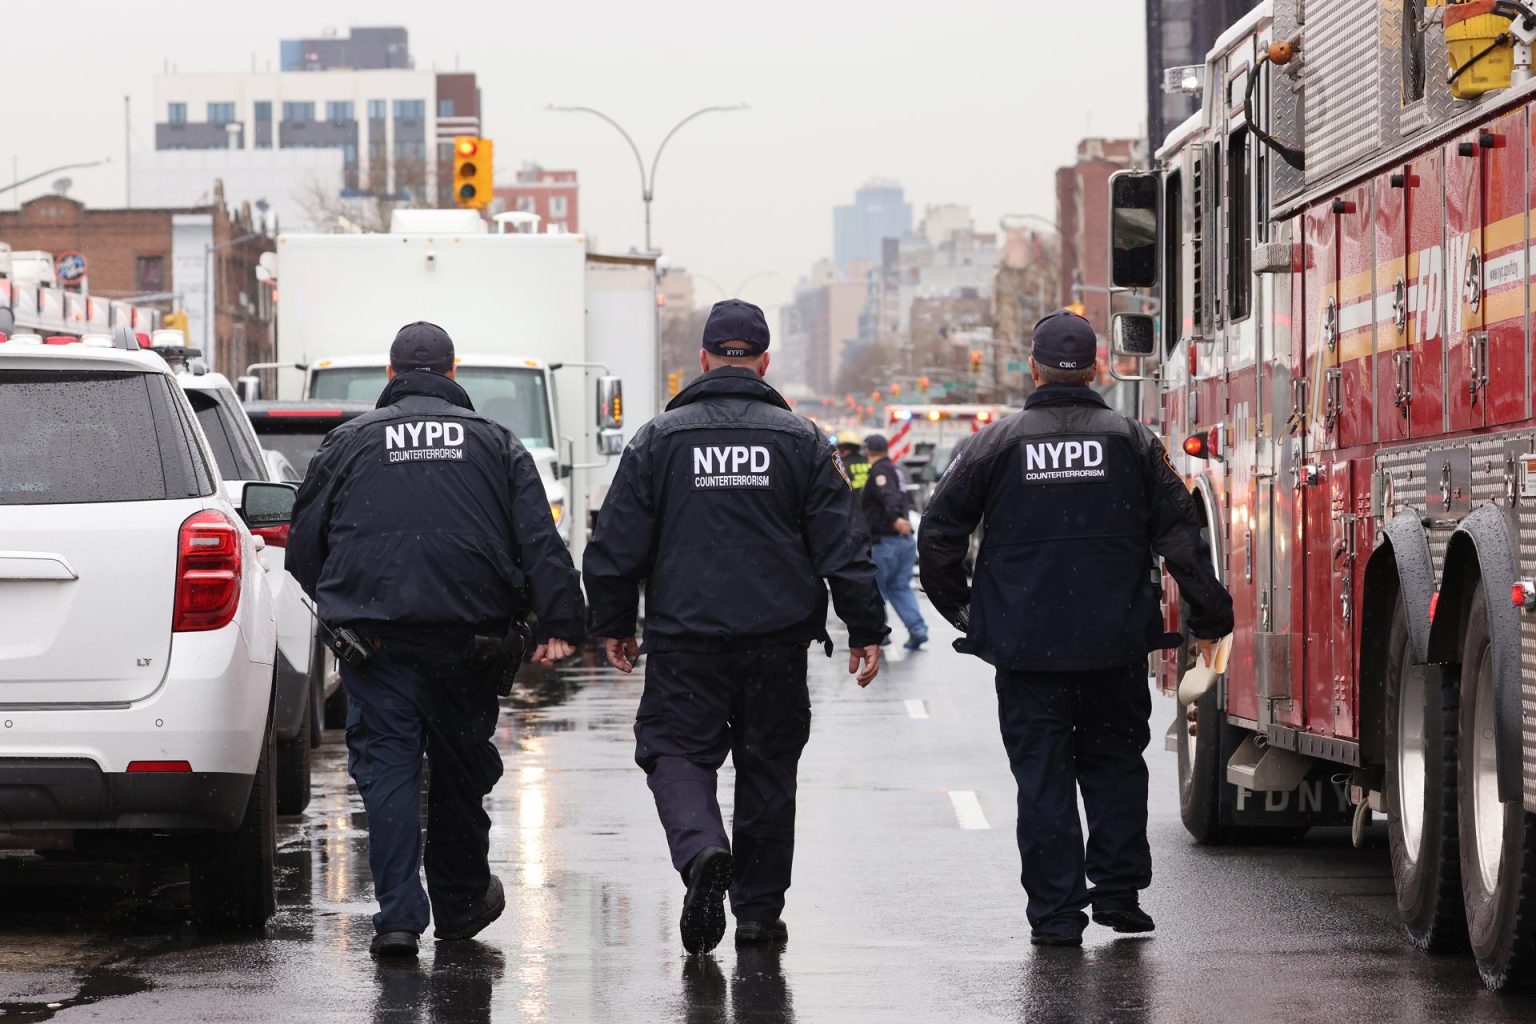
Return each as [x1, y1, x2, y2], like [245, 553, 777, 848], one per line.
[948, 790, 990, 830]
[905, 699, 930, 719]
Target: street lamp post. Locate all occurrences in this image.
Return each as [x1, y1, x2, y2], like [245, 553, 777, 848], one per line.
[1, 158, 112, 198]
[547, 104, 747, 252]
[204, 232, 261, 373]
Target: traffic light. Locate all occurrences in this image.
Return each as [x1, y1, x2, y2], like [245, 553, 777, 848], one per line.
[918, 376, 930, 395]
[1067, 301, 1087, 317]
[453, 136, 493, 209]
[666, 370, 683, 397]
[969, 350, 983, 374]
[891, 382, 901, 398]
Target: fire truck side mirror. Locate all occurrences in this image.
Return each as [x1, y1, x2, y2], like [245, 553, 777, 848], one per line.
[1108, 170, 1160, 289]
[596, 375, 623, 430]
[1111, 313, 1157, 359]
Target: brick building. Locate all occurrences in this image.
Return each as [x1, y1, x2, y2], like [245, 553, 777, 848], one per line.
[0, 186, 276, 377]
[493, 164, 580, 233]
[1055, 137, 1145, 337]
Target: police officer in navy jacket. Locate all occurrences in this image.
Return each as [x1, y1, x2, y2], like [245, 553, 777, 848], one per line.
[288, 322, 584, 958]
[584, 299, 887, 954]
[918, 310, 1232, 946]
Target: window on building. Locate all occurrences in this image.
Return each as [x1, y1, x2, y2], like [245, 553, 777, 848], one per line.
[368, 99, 387, 121]
[168, 102, 186, 124]
[393, 99, 425, 121]
[516, 196, 536, 213]
[326, 100, 354, 122]
[438, 98, 456, 118]
[394, 140, 426, 162]
[282, 101, 315, 123]
[437, 141, 454, 165]
[550, 195, 568, 217]
[136, 255, 164, 293]
[207, 102, 236, 124]
[254, 101, 272, 123]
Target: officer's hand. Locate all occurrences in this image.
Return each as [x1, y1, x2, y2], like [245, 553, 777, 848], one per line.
[533, 638, 575, 666]
[848, 645, 880, 687]
[1195, 637, 1218, 667]
[893, 518, 914, 537]
[605, 636, 640, 674]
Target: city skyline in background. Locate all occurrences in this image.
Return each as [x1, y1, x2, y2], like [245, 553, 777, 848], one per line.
[0, 0, 1154, 322]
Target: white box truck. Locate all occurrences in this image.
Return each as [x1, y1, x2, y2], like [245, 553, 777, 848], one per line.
[256, 210, 658, 565]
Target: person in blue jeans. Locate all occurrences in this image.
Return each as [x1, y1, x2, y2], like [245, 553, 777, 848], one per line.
[860, 433, 928, 650]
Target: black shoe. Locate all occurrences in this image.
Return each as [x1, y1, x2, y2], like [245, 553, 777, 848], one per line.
[680, 847, 733, 954]
[1092, 905, 1155, 934]
[1029, 931, 1084, 947]
[903, 635, 928, 651]
[734, 919, 789, 945]
[435, 875, 506, 942]
[371, 930, 420, 957]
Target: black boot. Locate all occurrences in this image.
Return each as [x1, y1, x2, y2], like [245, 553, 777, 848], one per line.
[1092, 904, 1155, 934]
[680, 847, 733, 954]
[734, 919, 789, 946]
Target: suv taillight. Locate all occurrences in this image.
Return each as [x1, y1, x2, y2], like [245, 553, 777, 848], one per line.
[174, 510, 242, 632]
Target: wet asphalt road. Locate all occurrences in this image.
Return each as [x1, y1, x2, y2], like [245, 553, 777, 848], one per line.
[4, 596, 1536, 1022]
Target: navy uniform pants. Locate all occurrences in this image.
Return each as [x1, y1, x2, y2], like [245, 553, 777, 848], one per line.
[996, 664, 1152, 938]
[341, 639, 504, 936]
[635, 644, 811, 924]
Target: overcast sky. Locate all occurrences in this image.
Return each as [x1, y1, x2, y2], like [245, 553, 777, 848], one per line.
[0, 0, 1146, 315]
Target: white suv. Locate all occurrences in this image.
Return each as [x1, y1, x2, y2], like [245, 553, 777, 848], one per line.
[0, 334, 289, 932]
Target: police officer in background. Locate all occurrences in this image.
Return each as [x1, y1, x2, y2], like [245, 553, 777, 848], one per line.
[288, 322, 585, 958]
[862, 433, 928, 650]
[584, 299, 887, 955]
[918, 310, 1232, 947]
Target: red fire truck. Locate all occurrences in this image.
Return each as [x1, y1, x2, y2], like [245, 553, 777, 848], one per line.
[1108, 0, 1536, 990]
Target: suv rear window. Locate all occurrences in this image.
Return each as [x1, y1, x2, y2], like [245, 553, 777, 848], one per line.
[185, 389, 265, 481]
[0, 370, 210, 505]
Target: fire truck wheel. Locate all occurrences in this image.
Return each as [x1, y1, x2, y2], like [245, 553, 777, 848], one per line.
[1175, 610, 1308, 845]
[1176, 683, 1223, 843]
[1384, 593, 1467, 952]
[1457, 582, 1536, 990]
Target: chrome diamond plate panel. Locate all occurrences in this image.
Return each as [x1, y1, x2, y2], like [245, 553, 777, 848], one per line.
[1305, 0, 1388, 181]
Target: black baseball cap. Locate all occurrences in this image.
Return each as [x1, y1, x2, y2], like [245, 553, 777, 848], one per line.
[864, 433, 889, 452]
[702, 299, 771, 357]
[389, 321, 455, 375]
[1031, 310, 1097, 371]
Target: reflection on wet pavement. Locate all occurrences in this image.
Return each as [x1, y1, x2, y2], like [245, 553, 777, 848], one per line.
[3, 600, 1536, 1021]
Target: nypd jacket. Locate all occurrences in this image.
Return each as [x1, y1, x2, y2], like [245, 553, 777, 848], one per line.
[286, 370, 585, 643]
[583, 367, 887, 651]
[917, 383, 1233, 672]
[861, 456, 910, 538]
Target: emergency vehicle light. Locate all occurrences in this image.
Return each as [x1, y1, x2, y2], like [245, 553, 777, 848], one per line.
[927, 409, 942, 421]
[977, 411, 993, 423]
[1514, 580, 1536, 611]
[1182, 434, 1208, 458]
[264, 409, 344, 418]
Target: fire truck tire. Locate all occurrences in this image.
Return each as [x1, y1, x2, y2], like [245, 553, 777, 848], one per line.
[1457, 583, 1536, 990]
[1175, 671, 1307, 845]
[1384, 593, 1467, 952]
[1176, 683, 1223, 842]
